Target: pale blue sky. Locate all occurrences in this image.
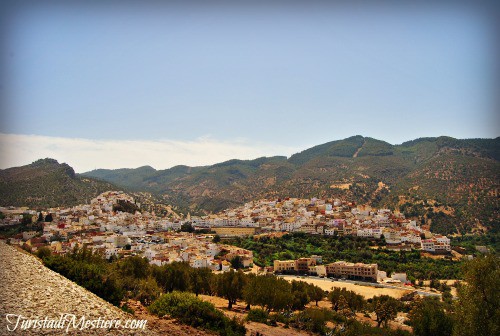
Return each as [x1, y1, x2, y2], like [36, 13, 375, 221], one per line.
[0, 1, 498, 171]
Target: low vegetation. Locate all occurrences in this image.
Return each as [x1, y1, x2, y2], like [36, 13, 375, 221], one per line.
[34, 244, 499, 336]
[148, 291, 246, 335]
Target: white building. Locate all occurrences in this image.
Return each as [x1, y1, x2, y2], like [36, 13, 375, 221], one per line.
[384, 230, 402, 244]
[190, 257, 209, 268]
[421, 236, 451, 253]
[391, 272, 407, 283]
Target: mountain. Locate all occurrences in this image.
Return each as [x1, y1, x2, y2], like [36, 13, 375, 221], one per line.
[0, 158, 117, 208]
[83, 136, 500, 235]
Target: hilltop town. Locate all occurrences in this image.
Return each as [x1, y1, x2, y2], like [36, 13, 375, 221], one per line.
[190, 197, 451, 254]
[1, 191, 452, 279]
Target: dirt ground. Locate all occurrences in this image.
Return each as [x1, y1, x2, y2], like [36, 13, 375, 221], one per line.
[198, 295, 312, 336]
[131, 292, 412, 336]
[129, 281, 415, 336]
[199, 294, 413, 335]
[280, 276, 411, 299]
[419, 279, 460, 296]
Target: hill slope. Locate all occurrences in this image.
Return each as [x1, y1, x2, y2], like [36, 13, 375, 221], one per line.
[84, 136, 499, 234]
[0, 158, 117, 208]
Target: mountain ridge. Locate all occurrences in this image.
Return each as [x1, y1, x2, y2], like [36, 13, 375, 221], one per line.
[1, 136, 498, 235]
[81, 135, 499, 235]
[0, 158, 117, 208]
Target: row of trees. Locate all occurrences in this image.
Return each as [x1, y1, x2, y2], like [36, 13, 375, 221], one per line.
[36, 247, 327, 312]
[151, 263, 327, 312]
[244, 255, 499, 336]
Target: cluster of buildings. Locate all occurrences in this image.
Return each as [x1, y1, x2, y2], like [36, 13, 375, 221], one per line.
[4, 191, 253, 271]
[190, 197, 451, 253]
[2, 191, 453, 278]
[273, 257, 379, 282]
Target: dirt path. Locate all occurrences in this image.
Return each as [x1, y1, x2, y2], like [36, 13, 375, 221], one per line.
[353, 140, 366, 158]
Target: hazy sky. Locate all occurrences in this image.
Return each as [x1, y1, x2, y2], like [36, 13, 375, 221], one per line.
[1, 1, 498, 172]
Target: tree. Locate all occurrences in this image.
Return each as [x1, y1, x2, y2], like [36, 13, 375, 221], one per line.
[329, 288, 365, 313]
[242, 273, 259, 309]
[290, 280, 310, 310]
[371, 295, 401, 327]
[180, 222, 194, 233]
[152, 262, 190, 293]
[41, 247, 124, 306]
[442, 290, 453, 305]
[290, 308, 332, 334]
[116, 256, 150, 280]
[189, 267, 213, 297]
[329, 287, 344, 311]
[453, 254, 499, 336]
[337, 295, 354, 319]
[230, 256, 244, 269]
[430, 279, 440, 289]
[112, 200, 139, 214]
[243, 275, 292, 312]
[212, 234, 221, 243]
[408, 297, 453, 336]
[214, 270, 246, 310]
[36, 246, 52, 260]
[136, 276, 162, 306]
[21, 213, 33, 225]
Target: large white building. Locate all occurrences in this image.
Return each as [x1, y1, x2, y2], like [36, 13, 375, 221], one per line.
[421, 236, 451, 253]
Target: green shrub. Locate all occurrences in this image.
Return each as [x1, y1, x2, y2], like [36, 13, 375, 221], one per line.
[149, 291, 246, 335]
[270, 312, 291, 324]
[42, 252, 124, 306]
[289, 307, 334, 334]
[36, 247, 52, 260]
[246, 308, 269, 324]
[120, 303, 134, 314]
[342, 320, 412, 336]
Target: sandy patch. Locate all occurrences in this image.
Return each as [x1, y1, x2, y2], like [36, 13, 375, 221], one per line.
[329, 183, 352, 190]
[281, 276, 411, 299]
